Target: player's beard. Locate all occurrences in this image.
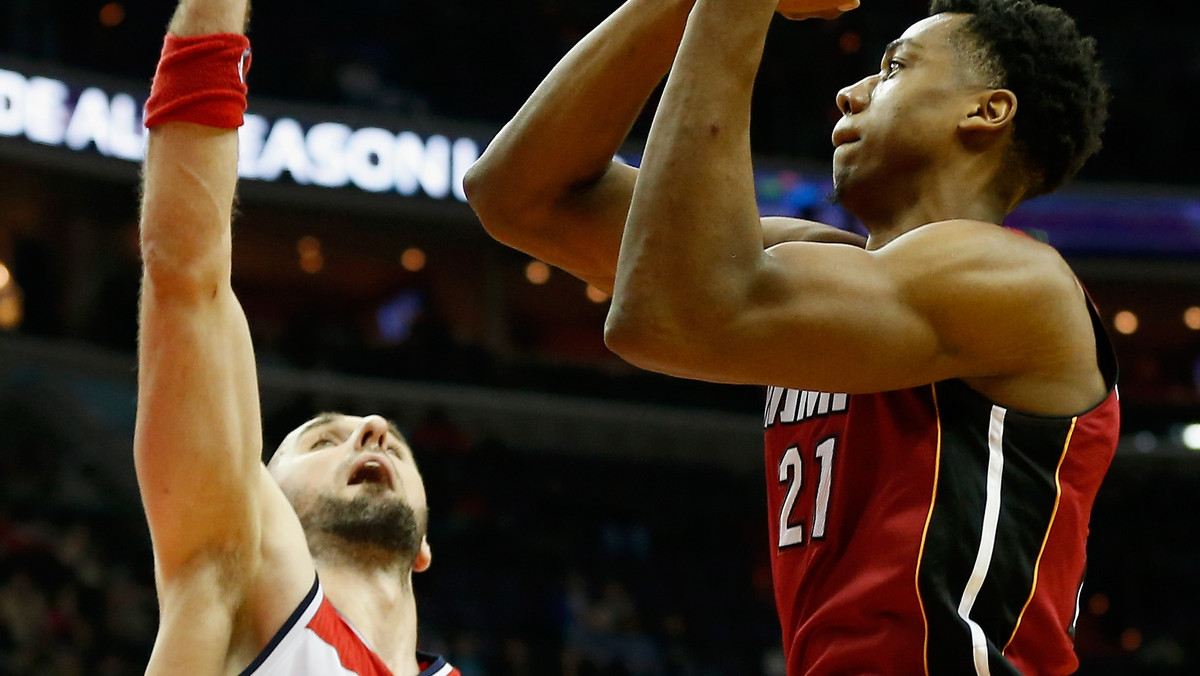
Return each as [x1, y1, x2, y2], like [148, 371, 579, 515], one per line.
[829, 180, 845, 206]
[293, 487, 426, 573]
[830, 166, 851, 206]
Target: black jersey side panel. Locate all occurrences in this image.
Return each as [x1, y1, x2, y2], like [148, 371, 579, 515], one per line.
[919, 381, 1078, 676]
[919, 385, 997, 675]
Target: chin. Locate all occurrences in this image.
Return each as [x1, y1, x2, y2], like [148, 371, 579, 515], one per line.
[831, 167, 853, 205]
[832, 160, 875, 202]
[352, 481, 392, 496]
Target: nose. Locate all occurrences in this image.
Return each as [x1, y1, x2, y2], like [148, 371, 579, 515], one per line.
[354, 415, 391, 450]
[836, 75, 876, 116]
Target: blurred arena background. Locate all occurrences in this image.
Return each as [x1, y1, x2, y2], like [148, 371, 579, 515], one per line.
[1, 0, 1197, 674]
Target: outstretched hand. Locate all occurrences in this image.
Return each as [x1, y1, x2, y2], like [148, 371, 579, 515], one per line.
[777, 0, 860, 21]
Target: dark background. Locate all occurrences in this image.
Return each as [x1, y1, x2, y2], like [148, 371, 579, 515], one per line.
[1, 1, 1197, 674]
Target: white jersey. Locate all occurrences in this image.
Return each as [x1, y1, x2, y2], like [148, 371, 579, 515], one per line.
[239, 577, 458, 676]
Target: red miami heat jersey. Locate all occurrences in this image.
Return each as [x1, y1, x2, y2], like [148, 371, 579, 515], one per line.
[762, 302, 1119, 675]
[239, 577, 460, 676]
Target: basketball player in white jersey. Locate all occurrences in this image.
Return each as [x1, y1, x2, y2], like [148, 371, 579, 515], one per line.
[136, 1, 458, 674]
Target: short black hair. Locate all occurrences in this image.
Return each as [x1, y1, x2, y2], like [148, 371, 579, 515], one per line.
[929, 0, 1108, 197]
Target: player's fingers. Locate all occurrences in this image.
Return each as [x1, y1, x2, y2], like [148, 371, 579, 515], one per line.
[779, 1, 860, 22]
[780, 9, 845, 21]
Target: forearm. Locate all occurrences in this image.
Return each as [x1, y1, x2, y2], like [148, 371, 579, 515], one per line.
[140, 128, 238, 293]
[141, 0, 249, 291]
[168, 0, 250, 36]
[135, 0, 265, 573]
[611, 0, 777, 332]
[466, 0, 694, 225]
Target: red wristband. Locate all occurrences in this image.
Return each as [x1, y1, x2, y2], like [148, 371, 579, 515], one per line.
[144, 33, 252, 129]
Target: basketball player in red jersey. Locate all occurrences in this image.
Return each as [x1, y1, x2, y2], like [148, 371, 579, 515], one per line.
[466, 0, 1116, 673]
[136, 2, 459, 674]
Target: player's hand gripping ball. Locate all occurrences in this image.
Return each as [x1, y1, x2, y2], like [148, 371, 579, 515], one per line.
[776, 0, 860, 21]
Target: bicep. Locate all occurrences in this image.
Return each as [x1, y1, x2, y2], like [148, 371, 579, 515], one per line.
[642, 229, 1054, 393]
[136, 120, 269, 578]
[691, 242, 952, 392]
[135, 271, 266, 578]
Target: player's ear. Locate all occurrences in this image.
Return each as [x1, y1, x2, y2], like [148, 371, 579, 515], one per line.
[413, 536, 432, 573]
[960, 88, 1017, 135]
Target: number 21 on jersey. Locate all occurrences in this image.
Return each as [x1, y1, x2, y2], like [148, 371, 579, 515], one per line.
[777, 437, 837, 548]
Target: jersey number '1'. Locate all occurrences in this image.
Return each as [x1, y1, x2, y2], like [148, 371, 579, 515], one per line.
[777, 437, 837, 548]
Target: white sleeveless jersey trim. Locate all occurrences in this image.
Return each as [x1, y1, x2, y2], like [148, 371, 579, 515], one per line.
[240, 576, 456, 676]
[243, 580, 367, 676]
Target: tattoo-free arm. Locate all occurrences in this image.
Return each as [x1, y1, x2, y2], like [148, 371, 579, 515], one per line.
[605, 0, 1081, 395]
[135, 0, 267, 580]
[464, 0, 696, 293]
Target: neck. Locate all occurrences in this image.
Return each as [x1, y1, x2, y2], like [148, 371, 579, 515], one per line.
[316, 559, 422, 676]
[847, 158, 1020, 250]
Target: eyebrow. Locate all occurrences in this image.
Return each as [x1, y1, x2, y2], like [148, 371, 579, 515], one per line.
[298, 412, 340, 440]
[297, 413, 409, 450]
[884, 38, 922, 58]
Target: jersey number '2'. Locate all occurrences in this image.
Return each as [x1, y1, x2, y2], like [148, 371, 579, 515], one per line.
[777, 437, 837, 548]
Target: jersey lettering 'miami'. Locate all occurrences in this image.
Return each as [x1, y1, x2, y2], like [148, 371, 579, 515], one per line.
[764, 387, 849, 429]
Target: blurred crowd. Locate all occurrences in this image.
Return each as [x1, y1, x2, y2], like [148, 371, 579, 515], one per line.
[1, 383, 1198, 675]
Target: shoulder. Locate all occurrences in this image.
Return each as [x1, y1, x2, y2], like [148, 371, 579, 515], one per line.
[891, 220, 1094, 379]
[762, 216, 867, 248]
[880, 220, 1077, 299]
[885, 220, 1062, 264]
[149, 469, 317, 674]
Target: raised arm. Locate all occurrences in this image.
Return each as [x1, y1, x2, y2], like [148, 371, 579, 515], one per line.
[463, 0, 693, 293]
[605, 0, 1101, 412]
[464, 0, 864, 294]
[135, 0, 266, 580]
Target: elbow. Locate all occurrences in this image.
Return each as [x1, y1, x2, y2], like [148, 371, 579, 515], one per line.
[462, 150, 513, 224]
[461, 154, 491, 211]
[604, 289, 740, 376]
[602, 307, 640, 360]
[464, 155, 558, 256]
[604, 308, 717, 379]
[604, 313, 653, 370]
[603, 300, 678, 371]
[463, 154, 523, 245]
[140, 240, 228, 303]
[141, 264, 224, 305]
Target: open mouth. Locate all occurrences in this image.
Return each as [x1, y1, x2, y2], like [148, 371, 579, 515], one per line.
[348, 456, 393, 488]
